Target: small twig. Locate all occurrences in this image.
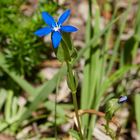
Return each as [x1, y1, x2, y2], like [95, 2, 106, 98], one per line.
[67, 109, 121, 134]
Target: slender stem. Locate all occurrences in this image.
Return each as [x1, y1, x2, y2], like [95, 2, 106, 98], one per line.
[66, 61, 83, 139]
[72, 91, 83, 140]
[61, 34, 83, 139]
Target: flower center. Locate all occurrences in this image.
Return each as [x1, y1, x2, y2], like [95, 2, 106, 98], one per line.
[53, 24, 60, 32]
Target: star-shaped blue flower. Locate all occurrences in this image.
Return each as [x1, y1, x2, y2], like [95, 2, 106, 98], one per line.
[34, 9, 78, 48]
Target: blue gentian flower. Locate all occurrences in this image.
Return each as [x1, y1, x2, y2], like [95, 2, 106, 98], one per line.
[118, 96, 127, 104]
[34, 9, 78, 48]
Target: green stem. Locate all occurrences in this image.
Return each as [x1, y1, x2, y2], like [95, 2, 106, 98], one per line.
[61, 34, 83, 139]
[66, 61, 83, 139]
[72, 91, 83, 140]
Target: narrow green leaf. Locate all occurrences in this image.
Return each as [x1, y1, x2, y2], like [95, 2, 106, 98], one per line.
[69, 129, 81, 140]
[18, 66, 66, 123]
[0, 89, 7, 110]
[73, 11, 126, 65]
[5, 90, 13, 123]
[135, 94, 140, 133]
[107, 3, 131, 74]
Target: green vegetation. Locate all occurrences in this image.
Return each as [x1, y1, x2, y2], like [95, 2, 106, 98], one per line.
[0, 0, 140, 139]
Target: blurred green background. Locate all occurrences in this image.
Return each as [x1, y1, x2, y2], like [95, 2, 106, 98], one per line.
[0, 0, 140, 139]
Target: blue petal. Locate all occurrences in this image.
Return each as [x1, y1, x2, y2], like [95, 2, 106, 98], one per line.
[34, 27, 52, 37]
[57, 9, 71, 25]
[60, 25, 78, 32]
[42, 12, 56, 27]
[51, 31, 62, 48]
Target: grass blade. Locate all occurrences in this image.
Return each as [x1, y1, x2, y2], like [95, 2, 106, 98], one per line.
[18, 66, 66, 123]
[135, 94, 140, 133]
